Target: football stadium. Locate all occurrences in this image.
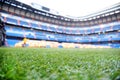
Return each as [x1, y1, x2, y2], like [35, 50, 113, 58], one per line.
[0, 0, 120, 80]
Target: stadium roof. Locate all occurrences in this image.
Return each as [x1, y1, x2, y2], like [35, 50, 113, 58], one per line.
[1, 0, 120, 21]
[17, 0, 120, 18]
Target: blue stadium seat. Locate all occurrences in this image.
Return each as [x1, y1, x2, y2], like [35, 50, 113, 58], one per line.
[94, 28, 101, 33]
[79, 30, 85, 34]
[65, 29, 70, 34]
[113, 25, 120, 30]
[56, 28, 63, 33]
[23, 29, 35, 38]
[5, 25, 24, 37]
[6, 39, 21, 47]
[49, 27, 56, 32]
[6, 17, 17, 25]
[86, 29, 92, 34]
[20, 20, 29, 27]
[41, 25, 48, 30]
[31, 23, 39, 28]
[102, 26, 110, 32]
[5, 25, 11, 30]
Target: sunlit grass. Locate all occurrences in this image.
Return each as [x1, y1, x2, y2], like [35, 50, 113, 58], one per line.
[0, 48, 120, 80]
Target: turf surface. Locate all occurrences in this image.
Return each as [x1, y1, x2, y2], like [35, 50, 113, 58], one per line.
[0, 48, 120, 80]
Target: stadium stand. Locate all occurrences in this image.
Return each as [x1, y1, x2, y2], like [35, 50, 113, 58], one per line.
[0, 0, 120, 48]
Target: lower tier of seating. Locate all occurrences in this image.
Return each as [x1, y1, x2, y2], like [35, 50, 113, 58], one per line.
[5, 38, 120, 48]
[5, 25, 120, 43]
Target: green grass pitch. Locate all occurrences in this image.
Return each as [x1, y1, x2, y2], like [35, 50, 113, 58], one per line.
[0, 48, 120, 80]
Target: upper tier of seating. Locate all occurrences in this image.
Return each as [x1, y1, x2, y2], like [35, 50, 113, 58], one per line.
[2, 13, 120, 35]
[1, 0, 120, 27]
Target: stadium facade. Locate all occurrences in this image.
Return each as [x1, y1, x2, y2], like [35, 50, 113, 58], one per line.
[0, 0, 120, 48]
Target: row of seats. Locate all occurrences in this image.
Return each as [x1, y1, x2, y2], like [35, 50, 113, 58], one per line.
[5, 38, 120, 48]
[5, 39, 21, 47]
[14, 39, 111, 48]
[93, 43, 120, 48]
[5, 25, 120, 43]
[2, 13, 120, 35]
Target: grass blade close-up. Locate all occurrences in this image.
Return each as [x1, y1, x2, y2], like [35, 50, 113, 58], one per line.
[0, 48, 120, 80]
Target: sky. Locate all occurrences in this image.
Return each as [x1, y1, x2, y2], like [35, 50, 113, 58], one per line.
[18, 0, 120, 17]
